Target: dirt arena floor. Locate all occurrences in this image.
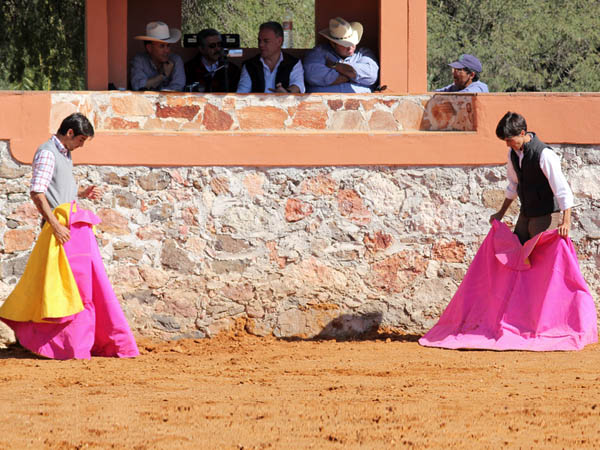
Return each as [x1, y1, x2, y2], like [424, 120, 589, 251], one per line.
[1, 330, 600, 449]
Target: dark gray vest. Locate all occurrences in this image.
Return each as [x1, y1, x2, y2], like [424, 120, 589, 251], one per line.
[33, 138, 77, 210]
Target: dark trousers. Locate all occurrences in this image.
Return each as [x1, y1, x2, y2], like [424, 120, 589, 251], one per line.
[514, 212, 558, 244]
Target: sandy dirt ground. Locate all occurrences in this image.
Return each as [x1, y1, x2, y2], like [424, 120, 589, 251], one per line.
[1, 330, 600, 449]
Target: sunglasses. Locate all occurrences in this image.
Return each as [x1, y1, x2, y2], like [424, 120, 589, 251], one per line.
[207, 42, 222, 49]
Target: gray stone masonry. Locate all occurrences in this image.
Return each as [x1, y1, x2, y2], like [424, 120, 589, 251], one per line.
[1, 141, 598, 344]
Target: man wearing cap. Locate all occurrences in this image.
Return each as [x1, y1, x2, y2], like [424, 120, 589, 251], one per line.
[436, 54, 489, 93]
[236, 21, 305, 93]
[130, 21, 186, 91]
[303, 17, 379, 93]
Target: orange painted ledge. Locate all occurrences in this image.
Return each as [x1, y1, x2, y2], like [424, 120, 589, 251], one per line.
[68, 131, 501, 167]
[2, 91, 600, 167]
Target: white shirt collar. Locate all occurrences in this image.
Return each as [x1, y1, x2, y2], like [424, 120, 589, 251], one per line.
[52, 135, 69, 156]
[260, 52, 283, 73]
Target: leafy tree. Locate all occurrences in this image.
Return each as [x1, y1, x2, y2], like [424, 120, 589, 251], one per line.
[0, 0, 85, 90]
[427, 0, 600, 92]
[182, 0, 315, 49]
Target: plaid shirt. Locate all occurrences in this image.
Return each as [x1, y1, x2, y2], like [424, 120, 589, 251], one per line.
[30, 135, 69, 193]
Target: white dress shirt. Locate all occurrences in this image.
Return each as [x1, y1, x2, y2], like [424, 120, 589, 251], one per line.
[237, 52, 305, 93]
[505, 146, 574, 211]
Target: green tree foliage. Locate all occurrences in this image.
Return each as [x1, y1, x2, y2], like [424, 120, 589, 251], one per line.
[427, 0, 600, 92]
[182, 0, 315, 49]
[0, 0, 85, 90]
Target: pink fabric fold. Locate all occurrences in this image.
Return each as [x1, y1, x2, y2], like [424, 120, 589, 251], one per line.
[4, 204, 139, 359]
[419, 221, 597, 351]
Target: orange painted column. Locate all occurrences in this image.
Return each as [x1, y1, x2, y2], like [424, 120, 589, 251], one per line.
[86, 0, 109, 90]
[407, 0, 427, 93]
[380, 0, 427, 93]
[108, 0, 129, 90]
[380, 0, 407, 93]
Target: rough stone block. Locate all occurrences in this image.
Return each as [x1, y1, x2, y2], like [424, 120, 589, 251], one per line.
[156, 104, 200, 121]
[329, 110, 367, 131]
[161, 239, 195, 274]
[202, 103, 233, 131]
[138, 171, 171, 191]
[96, 209, 129, 235]
[368, 110, 398, 131]
[393, 99, 425, 130]
[285, 198, 314, 222]
[238, 106, 287, 130]
[243, 173, 265, 197]
[3, 229, 35, 253]
[337, 190, 371, 225]
[433, 240, 466, 263]
[290, 101, 328, 130]
[105, 117, 140, 130]
[300, 174, 337, 196]
[111, 95, 155, 116]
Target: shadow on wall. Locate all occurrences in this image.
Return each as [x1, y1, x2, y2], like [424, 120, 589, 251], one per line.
[280, 312, 421, 342]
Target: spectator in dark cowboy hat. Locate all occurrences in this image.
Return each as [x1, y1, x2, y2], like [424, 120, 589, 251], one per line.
[130, 21, 186, 91]
[436, 54, 489, 93]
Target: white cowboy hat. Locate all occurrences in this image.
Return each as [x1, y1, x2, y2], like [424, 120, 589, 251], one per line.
[318, 17, 363, 48]
[134, 21, 182, 44]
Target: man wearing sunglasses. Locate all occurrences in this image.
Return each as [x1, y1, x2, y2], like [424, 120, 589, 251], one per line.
[435, 54, 489, 93]
[185, 28, 241, 92]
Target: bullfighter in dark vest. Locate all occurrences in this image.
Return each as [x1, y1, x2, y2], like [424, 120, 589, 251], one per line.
[490, 111, 574, 244]
[236, 21, 305, 93]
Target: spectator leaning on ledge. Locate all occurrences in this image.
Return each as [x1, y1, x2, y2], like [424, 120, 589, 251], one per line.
[436, 54, 489, 93]
[130, 21, 186, 91]
[236, 21, 305, 93]
[184, 28, 241, 93]
[304, 17, 379, 93]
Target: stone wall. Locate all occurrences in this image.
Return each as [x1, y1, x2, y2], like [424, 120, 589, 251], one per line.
[50, 92, 475, 133]
[1, 140, 599, 341]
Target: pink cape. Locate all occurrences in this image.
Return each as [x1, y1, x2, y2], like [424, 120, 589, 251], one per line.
[3, 204, 139, 359]
[419, 221, 597, 351]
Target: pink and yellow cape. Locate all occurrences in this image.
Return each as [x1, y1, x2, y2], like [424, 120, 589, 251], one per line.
[0, 202, 139, 359]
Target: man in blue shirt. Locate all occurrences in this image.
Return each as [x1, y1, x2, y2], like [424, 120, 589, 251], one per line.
[304, 17, 379, 93]
[435, 54, 489, 93]
[130, 21, 186, 91]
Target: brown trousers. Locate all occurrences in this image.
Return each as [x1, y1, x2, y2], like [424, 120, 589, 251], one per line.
[514, 212, 559, 244]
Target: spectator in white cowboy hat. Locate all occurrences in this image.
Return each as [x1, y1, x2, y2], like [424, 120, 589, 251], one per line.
[130, 21, 186, 91]
[303, 17, 379, 93]
[435, 54, 489, 93]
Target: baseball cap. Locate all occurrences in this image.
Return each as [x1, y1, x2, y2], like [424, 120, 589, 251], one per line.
[449, 54, 482, 73]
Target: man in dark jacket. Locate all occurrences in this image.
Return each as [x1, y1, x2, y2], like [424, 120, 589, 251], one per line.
[236, 22, 304, 93]
[185, 28, 240, 92]
[489, 111, 574, 244]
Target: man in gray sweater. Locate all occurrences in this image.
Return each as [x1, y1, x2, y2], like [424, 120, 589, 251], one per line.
[30, 113, 101, 244]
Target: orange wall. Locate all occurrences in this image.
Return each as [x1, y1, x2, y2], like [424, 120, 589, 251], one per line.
[0, 92, 52, 162]
[379, 0, 427, 94]
[2, 92, 600, 167]
[86, 0, 109, 90]
[108, 0, 129, 89]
